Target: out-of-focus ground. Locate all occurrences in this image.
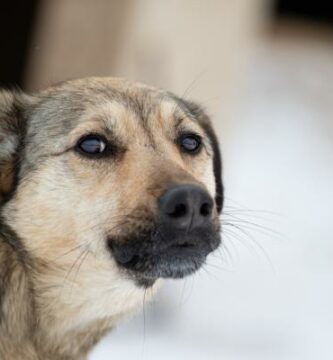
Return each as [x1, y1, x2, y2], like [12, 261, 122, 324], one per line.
[90, 19, 333, 360]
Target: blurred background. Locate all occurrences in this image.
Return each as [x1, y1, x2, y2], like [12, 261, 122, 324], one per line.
[1, 1, 333, 359]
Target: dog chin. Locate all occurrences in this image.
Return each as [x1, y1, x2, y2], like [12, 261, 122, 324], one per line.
[109, 228, 221, 286]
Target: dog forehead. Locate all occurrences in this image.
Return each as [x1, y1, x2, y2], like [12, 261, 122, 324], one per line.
[34, 79, 177, 126]
[79, 93, 175, 131]
[29, 82, 182, 147]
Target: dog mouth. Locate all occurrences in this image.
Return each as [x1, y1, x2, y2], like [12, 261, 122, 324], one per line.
[108, 225, 221, 286]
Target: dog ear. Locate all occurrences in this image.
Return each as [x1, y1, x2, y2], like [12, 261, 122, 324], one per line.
[0, 90, 30, 202]
[181, 100, 224, 213]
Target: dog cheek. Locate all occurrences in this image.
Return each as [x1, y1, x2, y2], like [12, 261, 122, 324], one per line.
[3, 162, 82, 256]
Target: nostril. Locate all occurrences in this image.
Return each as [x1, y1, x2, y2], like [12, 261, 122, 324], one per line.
[200, 202, 212, 217]
[159, 184, 214, 230]
[168, 203, 187, 218]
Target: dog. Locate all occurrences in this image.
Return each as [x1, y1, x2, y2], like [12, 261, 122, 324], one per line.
[0, 77, 223, 359]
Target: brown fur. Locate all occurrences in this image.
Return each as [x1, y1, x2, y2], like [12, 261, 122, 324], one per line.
[0, 77, 222, 359]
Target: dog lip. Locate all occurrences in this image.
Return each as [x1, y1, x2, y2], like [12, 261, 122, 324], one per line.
[110, 239, 198, 266]
[160, 242, 199, 256]
[109, 242, 136, 265]
[110, 238, 220, 279]
[173, 241, 195, 248]
[108, 224, 221, 280]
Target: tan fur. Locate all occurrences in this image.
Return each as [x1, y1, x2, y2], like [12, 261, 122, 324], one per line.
[0, 78, 218, 359]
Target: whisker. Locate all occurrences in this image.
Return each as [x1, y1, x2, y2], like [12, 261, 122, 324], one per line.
[222, 222, 276, 273]
[53, 243, 86, 260]
[179, 278, 188, 307]
[141, 288, 147, 357]
[222, 215, 283, 238]
[72, 249, 90, 285]
[204, 260, 233, 273]
[222, 226, 259, 256]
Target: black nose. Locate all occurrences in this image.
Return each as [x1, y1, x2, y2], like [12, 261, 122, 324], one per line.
[158, 184, 214, 231]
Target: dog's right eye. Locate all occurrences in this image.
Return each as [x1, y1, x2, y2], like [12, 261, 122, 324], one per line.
[76, 135, 107, 156]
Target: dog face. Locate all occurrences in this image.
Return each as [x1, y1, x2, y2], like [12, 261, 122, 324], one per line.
[0, 78, 223, 289]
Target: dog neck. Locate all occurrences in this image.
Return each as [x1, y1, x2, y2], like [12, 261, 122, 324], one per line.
[0, 218, 147, 359]
[0, 219, 39, 359]
[0, 221, 128, 360]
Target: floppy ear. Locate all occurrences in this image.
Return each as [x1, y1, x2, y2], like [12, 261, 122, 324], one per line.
[183, 101, 224, 213]
[0, 90, 29, 202]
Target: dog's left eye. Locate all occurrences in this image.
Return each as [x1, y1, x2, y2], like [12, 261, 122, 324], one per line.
[77, 136, 107, 155]
[179, 134, 202, 154]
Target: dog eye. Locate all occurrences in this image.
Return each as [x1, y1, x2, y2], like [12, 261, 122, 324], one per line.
[179, 134, 202, 153]
[77, 136, 107, 155]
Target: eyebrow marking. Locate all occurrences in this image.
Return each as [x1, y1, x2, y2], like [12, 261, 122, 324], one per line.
[175, 116, 187, 129]
[168, 95, 199, 125]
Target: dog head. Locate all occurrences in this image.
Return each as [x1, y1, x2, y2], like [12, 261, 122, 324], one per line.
[0, 78, 223, 288]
